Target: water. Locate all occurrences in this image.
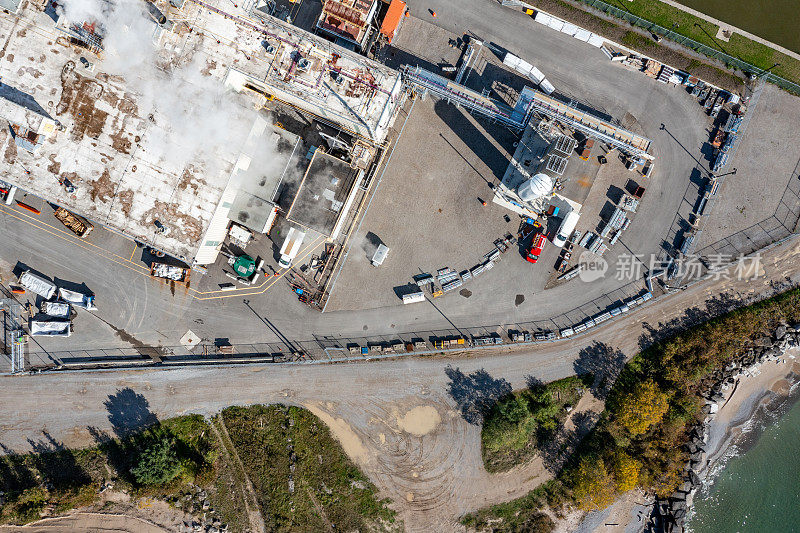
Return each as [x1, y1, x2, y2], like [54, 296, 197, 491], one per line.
[674, 0, 800, 54]
[689, 398, 800, 532]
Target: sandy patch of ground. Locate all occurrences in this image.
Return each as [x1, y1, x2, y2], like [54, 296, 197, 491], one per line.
[0, 512, 172, 533]
[304, 403, 371, 464]
[396, 406, 442, 437]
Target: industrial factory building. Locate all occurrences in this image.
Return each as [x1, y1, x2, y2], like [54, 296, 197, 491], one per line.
[0, 0, 404, 267]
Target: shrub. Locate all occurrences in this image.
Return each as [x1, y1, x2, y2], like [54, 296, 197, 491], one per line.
[130, 434, 183, 486]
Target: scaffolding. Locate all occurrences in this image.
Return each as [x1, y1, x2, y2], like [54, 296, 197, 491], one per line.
[1, 298, 24, 373]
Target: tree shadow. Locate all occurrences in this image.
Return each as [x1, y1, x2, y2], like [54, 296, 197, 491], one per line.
[104, 388, 158, 438]
[25, 431, 91, 490]
[92, 388, 159, 481]
[537, 410, 601, 476]
[445, 366, 512, 425]
[573, 341, 626, 399]
[0, 443, 37, 494]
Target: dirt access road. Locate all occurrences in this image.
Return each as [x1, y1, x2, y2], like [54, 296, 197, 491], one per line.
[1, 236, 799, 531]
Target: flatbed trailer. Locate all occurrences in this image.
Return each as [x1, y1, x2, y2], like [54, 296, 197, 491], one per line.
[151, 262, 190, 284]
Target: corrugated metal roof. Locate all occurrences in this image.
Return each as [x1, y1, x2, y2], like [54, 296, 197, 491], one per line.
[380, 0, 405, 43]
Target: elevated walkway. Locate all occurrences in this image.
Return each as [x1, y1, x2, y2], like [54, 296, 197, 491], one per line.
[402, 66, 653, 160]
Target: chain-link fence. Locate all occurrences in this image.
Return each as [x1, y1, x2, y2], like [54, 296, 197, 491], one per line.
[10, 275, 649, 372]
[578, 0, 800, 95]
[695, 156, 800, 258]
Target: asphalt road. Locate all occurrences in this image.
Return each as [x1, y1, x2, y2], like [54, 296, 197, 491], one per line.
[1, 233, 798, 530]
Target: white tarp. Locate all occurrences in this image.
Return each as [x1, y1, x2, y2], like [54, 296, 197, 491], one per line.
[58, 288, 97, 310]
[502, 53, 522, 70]
[527, 66, 545, 84]
[587, 33, 605, 47]
[402, 292, 426, 304]
[18, 271, 56, 299]
[573, 28, 592, 42]
[534, 12, 551, 25]
[560, 22, 579, 36]
[540, 78, 556, 95]
[42, 301, 70, 318]
[547, 19, 564, 31]
[516, 59, 534, 75]
[30, 320, 71, 337]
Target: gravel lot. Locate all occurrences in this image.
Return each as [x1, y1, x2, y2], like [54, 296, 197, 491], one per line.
[696, 83, 800, 255]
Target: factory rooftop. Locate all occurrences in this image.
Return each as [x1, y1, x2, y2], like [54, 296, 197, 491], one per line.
[0, 0, 402, 263]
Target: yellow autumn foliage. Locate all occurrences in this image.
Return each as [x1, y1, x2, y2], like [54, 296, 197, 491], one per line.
[612, 452, 640, 492]
[571, 457, 616, 511]
[615, 380, 670, 436]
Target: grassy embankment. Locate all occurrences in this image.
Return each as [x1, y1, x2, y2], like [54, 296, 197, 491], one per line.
[0, 405, 398, 532]
[463, 286, 800, 532]
[526, 0, 800, 92]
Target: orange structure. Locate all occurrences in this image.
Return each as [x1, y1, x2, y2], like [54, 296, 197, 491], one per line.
[379, 0, 406, 43]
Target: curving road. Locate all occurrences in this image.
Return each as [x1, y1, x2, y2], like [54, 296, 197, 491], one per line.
[2, 234, 798, 530]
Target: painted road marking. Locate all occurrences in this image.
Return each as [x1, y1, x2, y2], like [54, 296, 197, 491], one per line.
[0, 203, 327, 301]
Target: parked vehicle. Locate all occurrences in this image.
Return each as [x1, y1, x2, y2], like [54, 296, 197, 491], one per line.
[553, 211, 580, 248]
[54, 207, 93, 237]
[278, 227, 306, 269]
[526, 233, 547, 263]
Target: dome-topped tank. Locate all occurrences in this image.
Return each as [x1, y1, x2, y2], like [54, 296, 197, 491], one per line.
[517, 173, 553, 202]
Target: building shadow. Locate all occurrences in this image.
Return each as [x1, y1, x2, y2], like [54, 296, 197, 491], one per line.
[433, 100, 512, 182]
[444, 366, 512, 425]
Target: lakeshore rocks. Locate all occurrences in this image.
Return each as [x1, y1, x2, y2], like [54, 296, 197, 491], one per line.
[654, 324, 798, 532]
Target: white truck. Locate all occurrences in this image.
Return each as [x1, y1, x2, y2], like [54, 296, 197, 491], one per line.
[553, 211, 580, 248]
[58, 287, 96, 310]
[278, 227, 306, 269]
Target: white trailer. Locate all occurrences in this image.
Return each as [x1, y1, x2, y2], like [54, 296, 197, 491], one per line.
[58, 288, 97, 310]
[402, 291, 426, 304]
[18, 271, 57, 299]
[30, 320, 71, 337]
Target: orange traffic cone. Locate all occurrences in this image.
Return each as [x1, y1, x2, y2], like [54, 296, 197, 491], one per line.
[481, 200, 487, 206]
[431, 10, 437, 17]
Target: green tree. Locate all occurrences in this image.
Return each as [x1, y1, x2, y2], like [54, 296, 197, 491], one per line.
[615, 380, 670, 436]
[130, 434, 182, 485]
[571, 456, 616, 511]
[611, 451, 640, 492]
[497, 395, 528, 424]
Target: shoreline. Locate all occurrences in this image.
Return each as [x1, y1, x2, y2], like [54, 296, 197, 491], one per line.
[579, 348, 800, 533]
[700, 357, 800, 480]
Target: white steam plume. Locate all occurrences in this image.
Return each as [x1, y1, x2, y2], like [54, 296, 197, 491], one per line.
[59, 0, 257, 180]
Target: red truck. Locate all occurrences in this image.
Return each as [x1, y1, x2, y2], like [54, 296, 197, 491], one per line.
[526, 233, 547, 263]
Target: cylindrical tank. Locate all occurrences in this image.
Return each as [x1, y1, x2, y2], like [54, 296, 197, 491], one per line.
[517, 173, 553, 202]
